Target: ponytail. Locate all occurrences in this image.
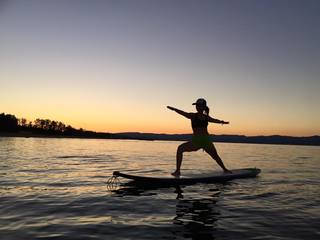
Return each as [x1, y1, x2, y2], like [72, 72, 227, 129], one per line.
[204, 106, 209, 115]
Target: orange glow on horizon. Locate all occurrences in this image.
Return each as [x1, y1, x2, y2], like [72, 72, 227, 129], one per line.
[2, 106, 318, 137]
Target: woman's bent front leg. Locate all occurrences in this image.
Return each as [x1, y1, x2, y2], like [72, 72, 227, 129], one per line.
[172, 141, 200, 177]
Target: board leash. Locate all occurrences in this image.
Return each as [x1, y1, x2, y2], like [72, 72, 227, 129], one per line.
[106, 172, 121, 190]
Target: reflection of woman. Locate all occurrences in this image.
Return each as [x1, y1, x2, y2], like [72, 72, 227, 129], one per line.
[167, 98, 231, 177]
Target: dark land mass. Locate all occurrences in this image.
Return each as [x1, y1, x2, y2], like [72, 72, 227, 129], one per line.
[1, 112, 319, 146]
[115, 132, 320, 146]
[1, 131, 319, 146]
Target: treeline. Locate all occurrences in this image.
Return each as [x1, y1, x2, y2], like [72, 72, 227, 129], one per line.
[0, 113, 112, 138]
[0, 113, 19, 132]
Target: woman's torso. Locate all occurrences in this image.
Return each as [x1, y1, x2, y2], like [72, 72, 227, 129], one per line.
[191, 113, 209, 135]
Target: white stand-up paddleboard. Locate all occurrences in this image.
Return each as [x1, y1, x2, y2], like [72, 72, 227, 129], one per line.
[112, 168, 261, 185]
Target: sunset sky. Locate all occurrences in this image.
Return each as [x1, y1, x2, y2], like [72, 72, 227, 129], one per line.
[1, 0, 319, 136]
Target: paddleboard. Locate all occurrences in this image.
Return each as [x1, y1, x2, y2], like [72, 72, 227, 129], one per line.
[112, 168, 261, 185]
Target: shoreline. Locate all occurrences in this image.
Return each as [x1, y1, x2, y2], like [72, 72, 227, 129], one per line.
[1, 132, 319, 146]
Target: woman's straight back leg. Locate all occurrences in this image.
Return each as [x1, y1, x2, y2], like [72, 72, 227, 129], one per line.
[204, 143, 230, 172]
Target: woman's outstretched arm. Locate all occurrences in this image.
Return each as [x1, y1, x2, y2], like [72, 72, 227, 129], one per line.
[167, 106, 192, 119]
[207, 115, 229, 124]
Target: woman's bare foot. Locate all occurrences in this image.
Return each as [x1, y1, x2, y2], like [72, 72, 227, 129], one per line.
[171, 170, 181, 178]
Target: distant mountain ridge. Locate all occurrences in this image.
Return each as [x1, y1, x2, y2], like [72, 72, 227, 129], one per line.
[1, 112, 319, 146]
[115, 132, 320, 146]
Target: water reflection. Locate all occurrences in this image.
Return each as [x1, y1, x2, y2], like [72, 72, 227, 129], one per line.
[111, 183, 226, 240]
[172, 186, 221, 240]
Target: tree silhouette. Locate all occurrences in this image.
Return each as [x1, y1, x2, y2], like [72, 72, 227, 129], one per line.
[0, 112, 113, 139]
[0, 113, 18, 131]
[18, 118, 27, 127]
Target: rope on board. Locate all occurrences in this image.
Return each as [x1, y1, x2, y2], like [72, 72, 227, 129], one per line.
[106, 172, 121, 190]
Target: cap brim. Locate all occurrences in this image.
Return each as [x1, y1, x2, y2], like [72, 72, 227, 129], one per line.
[193, 102, 205, 105]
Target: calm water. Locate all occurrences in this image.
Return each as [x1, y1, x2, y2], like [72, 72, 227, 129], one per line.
[0, 137, 319, 240]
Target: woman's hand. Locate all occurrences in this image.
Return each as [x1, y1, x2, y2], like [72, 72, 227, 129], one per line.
[167, 106, 176, 111]
[222, 121, 229, 125]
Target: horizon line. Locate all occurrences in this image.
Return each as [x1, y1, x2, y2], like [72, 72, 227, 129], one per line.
[112, 131, 320, 138]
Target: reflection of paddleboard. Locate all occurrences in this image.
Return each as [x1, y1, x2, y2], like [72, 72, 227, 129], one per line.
[113, 168, 261, 185]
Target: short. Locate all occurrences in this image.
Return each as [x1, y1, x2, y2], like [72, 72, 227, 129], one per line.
[192, 135, 212, 149]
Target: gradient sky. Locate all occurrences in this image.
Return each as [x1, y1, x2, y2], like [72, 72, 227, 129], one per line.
[1, 0, 319, 136]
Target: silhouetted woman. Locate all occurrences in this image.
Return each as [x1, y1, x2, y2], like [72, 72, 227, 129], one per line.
[167, 98, 231, 177]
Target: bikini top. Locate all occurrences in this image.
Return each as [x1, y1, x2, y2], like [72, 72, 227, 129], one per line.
[191, 114, 208, 129]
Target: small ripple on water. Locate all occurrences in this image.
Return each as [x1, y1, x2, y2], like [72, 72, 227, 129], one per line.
[239, 192, 280, 200]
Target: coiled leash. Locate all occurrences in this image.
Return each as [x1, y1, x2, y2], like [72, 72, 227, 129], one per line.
[106, 171, 121, 189]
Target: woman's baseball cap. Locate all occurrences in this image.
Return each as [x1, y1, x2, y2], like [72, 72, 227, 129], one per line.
[192, 98, 207, 106]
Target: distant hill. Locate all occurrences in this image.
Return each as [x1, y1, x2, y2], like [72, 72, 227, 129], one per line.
[1, 112, 319, 146]
[114, 132, 320, 146]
